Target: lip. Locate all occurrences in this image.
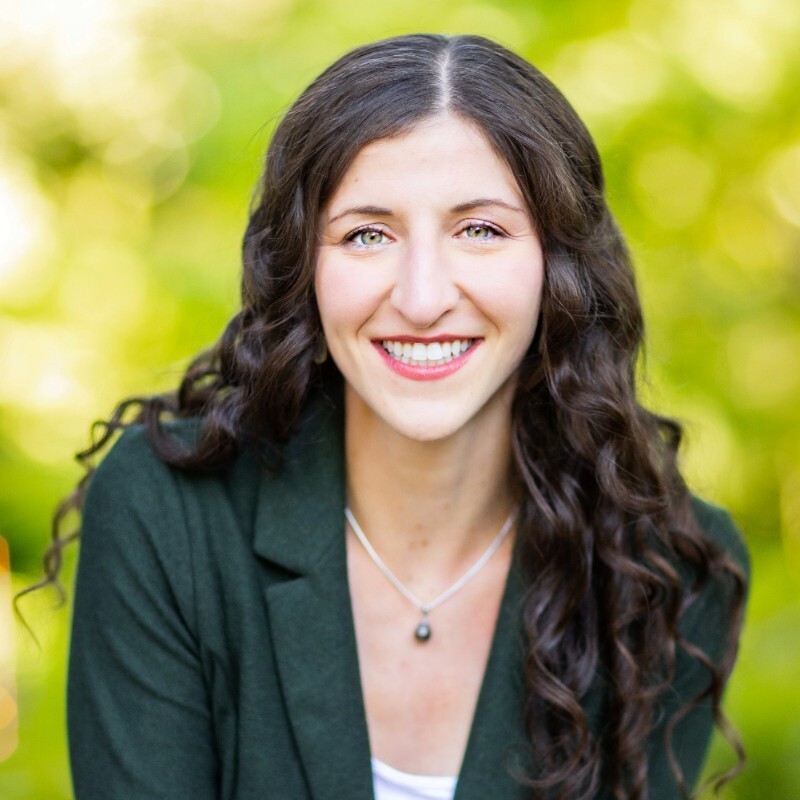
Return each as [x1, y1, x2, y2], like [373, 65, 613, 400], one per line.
[371, 338, 481, 381]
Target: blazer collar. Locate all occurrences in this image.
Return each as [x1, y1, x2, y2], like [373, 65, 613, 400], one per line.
[252, 392, 347, 573]
[252, 392, 376, 799]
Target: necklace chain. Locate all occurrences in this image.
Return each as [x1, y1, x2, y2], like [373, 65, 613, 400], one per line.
[344, 506, 518, 642]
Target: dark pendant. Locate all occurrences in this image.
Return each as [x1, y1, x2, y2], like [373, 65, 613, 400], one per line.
[414, 618, 431, 642]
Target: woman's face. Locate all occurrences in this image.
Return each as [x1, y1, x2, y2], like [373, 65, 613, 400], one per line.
[315, 114, 544, 444]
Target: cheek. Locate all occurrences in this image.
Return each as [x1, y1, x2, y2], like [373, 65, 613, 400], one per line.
[513, 252, 545, 318]
[315, 257, 381, 339]
[475, 258, 544, 336]
[315, 257, 350, 333]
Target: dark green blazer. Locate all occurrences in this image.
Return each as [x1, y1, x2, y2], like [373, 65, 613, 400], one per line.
[68, 399, 747, 799]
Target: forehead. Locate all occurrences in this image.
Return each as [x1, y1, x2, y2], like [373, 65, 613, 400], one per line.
[327, 115, 524, 208]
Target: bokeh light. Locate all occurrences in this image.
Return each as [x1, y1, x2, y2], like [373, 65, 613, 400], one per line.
[1, 1, 798, 797]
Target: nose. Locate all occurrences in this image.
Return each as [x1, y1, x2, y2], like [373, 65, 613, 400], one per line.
[389, 240, 460, 327]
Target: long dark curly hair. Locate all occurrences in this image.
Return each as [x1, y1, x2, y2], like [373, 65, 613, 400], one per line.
[40, 34, 747, 800]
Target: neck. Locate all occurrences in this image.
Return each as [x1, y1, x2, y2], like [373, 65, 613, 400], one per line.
[344, 392, 518, 572]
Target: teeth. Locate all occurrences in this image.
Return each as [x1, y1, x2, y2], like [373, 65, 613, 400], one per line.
[381, 339, 474, 367]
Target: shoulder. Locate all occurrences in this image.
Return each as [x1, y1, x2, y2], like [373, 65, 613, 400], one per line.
[689, 495, 750, 579]
[84, 420, 263, 519]
[84, 423, 183, 506]
[79, 395, 344, 580]
[677, 495, 749, 665]
[81, 424, 183, 551]
[77, 423, 271, 642]
[80, 421, 263, 581]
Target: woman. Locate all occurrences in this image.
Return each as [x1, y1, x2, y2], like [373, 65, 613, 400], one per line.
[54, 34, 747, 800]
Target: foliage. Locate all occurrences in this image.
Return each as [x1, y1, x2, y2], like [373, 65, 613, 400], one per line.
[1, 0, 798, 796]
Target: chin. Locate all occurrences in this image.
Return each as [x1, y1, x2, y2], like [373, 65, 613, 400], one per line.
[381, 414, 469, 444]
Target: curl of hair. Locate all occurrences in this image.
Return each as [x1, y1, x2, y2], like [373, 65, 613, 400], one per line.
[38, 34, 746, 800]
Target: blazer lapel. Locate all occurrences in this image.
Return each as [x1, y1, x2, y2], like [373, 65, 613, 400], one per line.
[454, 565, 607, 800]
[252, 395, 374, 800]
[454, 565, 531, 800]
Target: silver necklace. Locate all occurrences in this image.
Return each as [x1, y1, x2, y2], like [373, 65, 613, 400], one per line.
[344, 506, 518, 643]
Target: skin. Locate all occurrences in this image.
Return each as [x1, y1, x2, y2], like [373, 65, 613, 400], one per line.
[315, 114, 545, 776]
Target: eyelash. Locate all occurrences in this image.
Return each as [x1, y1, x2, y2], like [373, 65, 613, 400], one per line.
[343, 220, 506, 247]
[345, 226, 390, 247]
[459, 222, 504, 241]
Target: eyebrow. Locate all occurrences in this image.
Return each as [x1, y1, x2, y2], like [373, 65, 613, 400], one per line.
[449, 198, 526, 215]
[326, 198, 526, 225]
[327, 205, 393, 225]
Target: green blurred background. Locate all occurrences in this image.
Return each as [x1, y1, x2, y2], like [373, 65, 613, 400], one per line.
[1, 0, 798, 797]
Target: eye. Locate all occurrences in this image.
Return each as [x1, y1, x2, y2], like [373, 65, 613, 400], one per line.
[460, 222, 503, 241]
[347, 227, 388, 247]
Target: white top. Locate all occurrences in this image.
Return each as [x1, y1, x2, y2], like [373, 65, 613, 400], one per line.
[372, 758, 458, 800]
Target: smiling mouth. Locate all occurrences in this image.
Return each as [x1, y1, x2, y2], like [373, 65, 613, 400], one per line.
[381, 339, 476, 367]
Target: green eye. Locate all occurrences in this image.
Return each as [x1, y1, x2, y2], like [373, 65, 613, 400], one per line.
[464, 225, 491, 239]
[352, 229, 385, 246]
